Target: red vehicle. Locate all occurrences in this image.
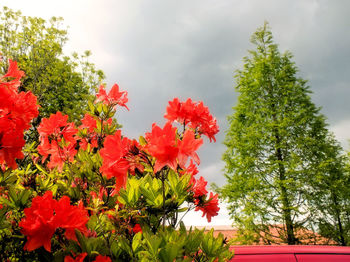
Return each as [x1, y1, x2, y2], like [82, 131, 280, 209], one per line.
[230, 245, 350, 261]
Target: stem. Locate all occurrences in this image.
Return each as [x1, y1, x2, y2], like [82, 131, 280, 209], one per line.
[162, 169, 166, 229]
[273, 117, 296, 245]
[332, 191, 346, 245]
[176, 204, 194, 228]
[98, 118, 104, 149]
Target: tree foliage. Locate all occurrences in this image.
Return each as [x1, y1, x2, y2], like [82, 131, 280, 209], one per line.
[0, 6, 105, 125]
[220, 22, 350, 245]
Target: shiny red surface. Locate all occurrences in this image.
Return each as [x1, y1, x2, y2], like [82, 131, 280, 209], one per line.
[230, 246, 350, 261]
[231, 245, 350, 255]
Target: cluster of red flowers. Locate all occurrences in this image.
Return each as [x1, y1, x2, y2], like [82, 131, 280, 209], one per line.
[148, 98, 220, 222]
[163, 98, 220, 222]
[96, 83, 129, 110]
[97, 95, 220, 221]
[145, 122, 203, 172]
[36, 84, 127, 172]
[1, 61, 225, 259]
[195, 192, 220, 222]
[189, 172, 220, 222]
[37, 112, 78, 172]
[164, 98, 219, 142]
[192, 176, 208, 198]
[19, 191, 88, 252]
[0, 60, 39, 169]
[99, 130, 144, 191]
[79, 113, 99, 150]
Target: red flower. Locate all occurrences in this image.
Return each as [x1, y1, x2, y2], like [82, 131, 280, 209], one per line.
[0, 117, 25, 169]
[78, 113, 98, 150]
[178, 129, 203, 167]
[19, 191, 57, 252]
[145, 122, 179, 172]
[19, 191, 89, 252]
[37, 112, 78, 171]
[184, 160, 199, 177]
[80, 113, 97, 133]
[192, 176, 208, 198]
[123, 139, 145, 175]
[38, 112, 77, 144]
[133, 224, 142, 234]
[100, 131, 131, 190]
[195, 192, 220, 223]
[0, 59, 25, 91]
[145, 122, 203, 173]
[0, 60, 39, 169]
[78, 113, 114, 150]
[95, 83, 129, 110]
[164, 98, 219, 142]
[54, 196, 89, 241]
[191, 101, 219, 142]
[64, 253, 87, 262]
[94, 255, 112, 262]
[13, 91, 39, 130]
[180, 160, 199, 185]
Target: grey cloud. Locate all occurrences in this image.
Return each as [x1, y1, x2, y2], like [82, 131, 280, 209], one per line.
[95, 0, 350, 186]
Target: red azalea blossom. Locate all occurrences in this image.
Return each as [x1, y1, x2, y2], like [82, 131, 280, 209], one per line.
[19, 191, 89, 252]
[145, 122, 203, 173]
[0, 59, 25, 91]
[80, 113, 97, 133]
[99, 130, 131, 191]
[19, 191, 57, 252]
[195, 192, 220, 223]
[184, 160, 199, 177]
[0, 60, 39, 169]
[180, 160, 199, 185]
[178, 129, 203, 167]
[133, 224, 142, 234]
[192, 176, 208, 198]
[123, 139, 144, 175]
[37, 112, 78, 171]
[0, 117, 25, 169]
[78, 113, 113, 150]
[164, 98, 219, 142]
[38, 111, 77, 143]
[64, 253, 88, 262]
[94, 255, 112, 262]
[145, 122, 179, 172]
[54, 196, 89, 241]
[95, 83, 129, 110]
[78, 113, 98, 150]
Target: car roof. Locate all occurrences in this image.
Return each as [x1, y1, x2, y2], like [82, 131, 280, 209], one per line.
[231, 246, 350, 255]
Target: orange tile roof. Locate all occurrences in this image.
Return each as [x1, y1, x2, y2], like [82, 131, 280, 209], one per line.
[189, 225, 337, 245]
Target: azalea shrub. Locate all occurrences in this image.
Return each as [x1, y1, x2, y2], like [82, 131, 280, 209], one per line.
[0, 60, 232, 261]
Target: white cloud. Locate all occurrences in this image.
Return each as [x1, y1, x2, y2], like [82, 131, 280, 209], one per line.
[330, 120, 350, 150]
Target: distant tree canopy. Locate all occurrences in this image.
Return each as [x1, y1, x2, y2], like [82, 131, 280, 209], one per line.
[0, 6, 105, 126]
[220, 22, 350, 245]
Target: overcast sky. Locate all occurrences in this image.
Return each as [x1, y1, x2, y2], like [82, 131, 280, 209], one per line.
[2, 0, 350, 226]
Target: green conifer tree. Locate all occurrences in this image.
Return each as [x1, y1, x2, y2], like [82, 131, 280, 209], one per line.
[220, 22, 350, 245]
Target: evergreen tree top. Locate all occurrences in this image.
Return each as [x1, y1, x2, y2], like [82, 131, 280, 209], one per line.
[220, 22, 349, 245]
